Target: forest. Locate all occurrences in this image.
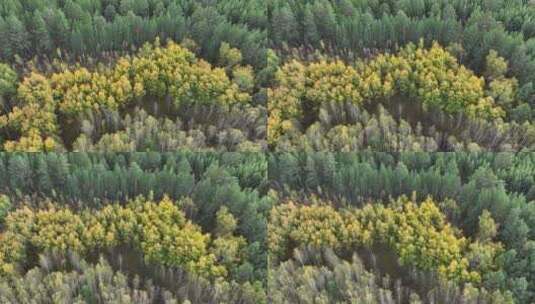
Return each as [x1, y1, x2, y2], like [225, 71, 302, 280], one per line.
[0, 0, 535, 150]
[267, 0, 535, 151]
[1, 0, 535, 303]
[0, 0, 268, 152]
[0, 153, 534, 303]
[0, 152, 270, 303]
[269, 152, 535, 303]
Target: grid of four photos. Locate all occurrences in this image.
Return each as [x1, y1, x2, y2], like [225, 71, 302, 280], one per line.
[0, 0, 534, 303]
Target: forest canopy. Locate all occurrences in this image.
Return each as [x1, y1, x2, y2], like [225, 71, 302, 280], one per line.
[0, 0, 535, 150]
[2, 0, 535, 303]
[1, 152, 534, 303]
[265, 0, 535, 151]
[0, 152, 270, 303]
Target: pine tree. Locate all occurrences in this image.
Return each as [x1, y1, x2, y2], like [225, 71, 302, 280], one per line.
[7, 154, 31, 192]
[311, 1, 337, 45]
[35, 156, 52, 195]
[30, 11, 52, 56]
[303, 5, 319, 48]
[0, 63, 17, 110]
[270, 4, 299, 46]
[4, 15, 30, 58]
[43, 8, 70, 50]
[46, 154, 69, 190]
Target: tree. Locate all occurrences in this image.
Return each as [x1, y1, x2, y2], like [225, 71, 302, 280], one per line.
[0, 64, 17, 109]
[488, 77, 518, 111]
[215, 206, 238, 237]
[478, 210, 498, 242]
[119, 0, 135, 15]
[311, 0, 337, 44]
[4, 15, 30, 58]
[0, 195, 11, 224]
[35, 156, 52, 195]
[42, 8, 70, 49]
[219, 42, 242, 69]
[104, 4, 117, 21]
[7, 155, 31, 192]
[46, 154, 69, 189]
[270, 4, 299, 46]
[29, 11, 52, 56]
[502, 208, 529, 249]
[303, 5, 319, 48]
[232, 66, 255, 92]
[485, 50, 508, 80]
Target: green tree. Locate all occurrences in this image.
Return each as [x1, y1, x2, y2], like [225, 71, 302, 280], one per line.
[46, 154, 69, 189]
[7, 155, 31, 192]
[0, 63, 17, 109]
[43, 8, 70, 49]
[303, 5, 319, 48]
[35, 156, 52, 195]
[4, 15, 30, 58]
[271, 4, 299, 46]
[311, 1, 337, 43]
[30, 11, 52, 55]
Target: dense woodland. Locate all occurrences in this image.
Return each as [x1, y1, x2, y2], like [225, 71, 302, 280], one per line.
[1, 153, 535, 303]
[1, 0, 535, 303]
[0, 152, 270, 303]
[0, 0, 268, 151]
[267, 0, 535, 151]
[1, 0, 535, 150]
[269, 152, 535, 303]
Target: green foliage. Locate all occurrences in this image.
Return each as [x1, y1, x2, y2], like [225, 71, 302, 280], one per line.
[263, 0, 535, 151]
[267, 0, 535, 88]
[0, 152, 271, 303]
[0, 1, 267, 69]
[0, 64, 16, 103]
[1, 152, 535, 302]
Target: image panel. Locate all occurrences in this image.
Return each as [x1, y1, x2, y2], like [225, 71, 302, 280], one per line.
[266, 1, 535, 152]
[0, 1, 267, 152]
[267, 152, 534, 303]
[0, 152, 270, 303]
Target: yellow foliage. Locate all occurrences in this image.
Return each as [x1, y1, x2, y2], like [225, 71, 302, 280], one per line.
[3, 129, 57, 152]
[268, 42, 506, 144]
[3, 40, 251, 150]
[0, 196, 226, 279]
[269, 197, 492, 284]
